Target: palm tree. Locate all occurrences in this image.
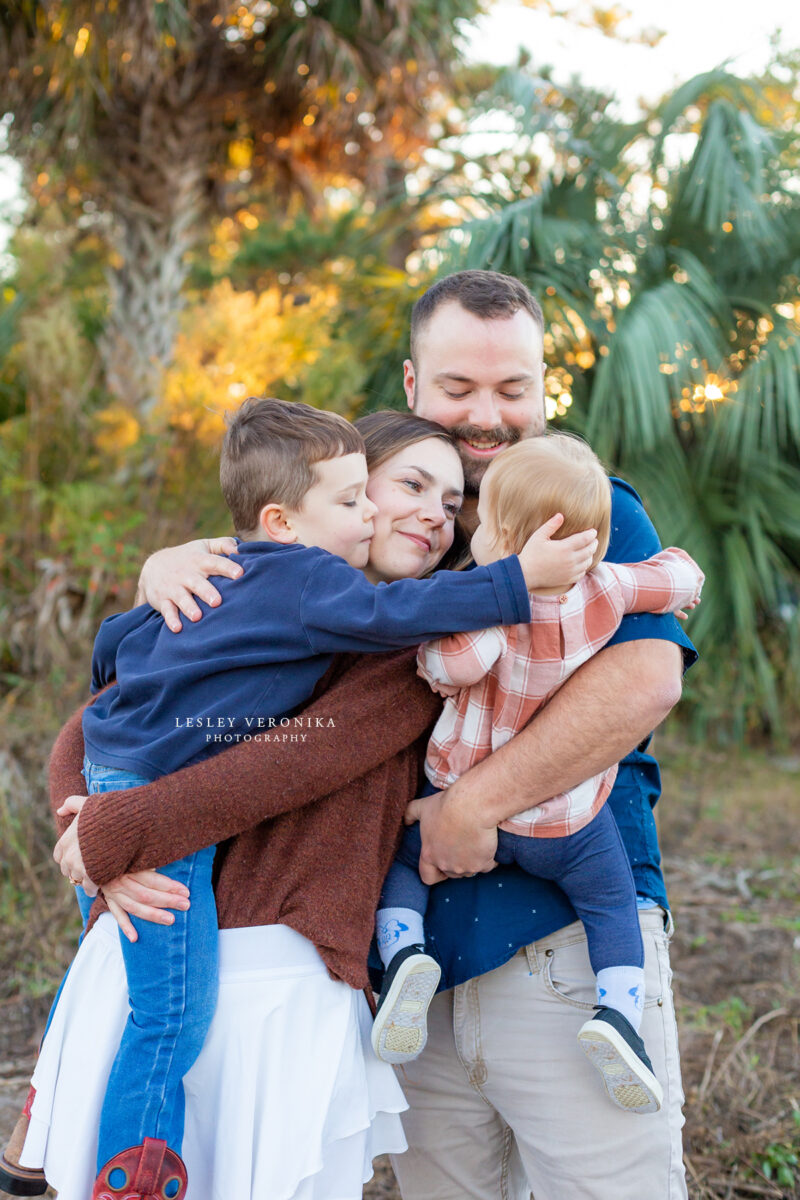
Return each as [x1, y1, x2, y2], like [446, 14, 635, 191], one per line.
[436, 65, 800, 736]
[0, 0, 480, 414]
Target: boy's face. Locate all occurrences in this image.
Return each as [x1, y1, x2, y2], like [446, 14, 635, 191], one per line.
[285, 453, 377, 568]
[469, 483, 506, 567]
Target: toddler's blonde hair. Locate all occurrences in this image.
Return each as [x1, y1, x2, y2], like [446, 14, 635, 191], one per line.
[483, 434, 611, 569]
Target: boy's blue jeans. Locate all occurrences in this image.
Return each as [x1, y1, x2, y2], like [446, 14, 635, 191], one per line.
[83, 758, 218, 1170]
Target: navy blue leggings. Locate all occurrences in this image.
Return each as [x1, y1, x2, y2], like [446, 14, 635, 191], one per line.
[380, 802, 643, 973]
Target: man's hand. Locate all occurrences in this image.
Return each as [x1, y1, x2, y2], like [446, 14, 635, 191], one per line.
[406, 789, 498, 884]
[104, 871, 191, 943]
[137, 537, 242, 632]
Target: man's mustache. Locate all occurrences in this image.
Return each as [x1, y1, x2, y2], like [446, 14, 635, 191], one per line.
[449, 424, 522, 447]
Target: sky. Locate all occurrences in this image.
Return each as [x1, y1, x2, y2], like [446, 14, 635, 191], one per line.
[462, 0, 799, 117]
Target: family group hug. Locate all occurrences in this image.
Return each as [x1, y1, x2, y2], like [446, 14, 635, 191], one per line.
[1, 270, 703, 1200]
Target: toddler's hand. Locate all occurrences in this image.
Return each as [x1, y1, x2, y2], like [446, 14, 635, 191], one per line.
[517, 514, 598, 591]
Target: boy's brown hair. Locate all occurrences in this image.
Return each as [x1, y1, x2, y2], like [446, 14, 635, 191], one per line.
[483, 434, 611, 570]
[220, 397, 365, 537]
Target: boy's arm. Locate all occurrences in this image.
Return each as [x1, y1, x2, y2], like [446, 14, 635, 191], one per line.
[300, 556, 529, 653]
[612, 548, 704, 615]
[69, 650, 441, 886]
[417, 628, 507, 694]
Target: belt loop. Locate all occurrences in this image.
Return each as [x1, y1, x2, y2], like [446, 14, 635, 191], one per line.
[524, 942, 540, 974]
[663, 908, 675, 937]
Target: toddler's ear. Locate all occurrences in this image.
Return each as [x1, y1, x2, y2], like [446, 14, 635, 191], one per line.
[258, 503, 297, 544]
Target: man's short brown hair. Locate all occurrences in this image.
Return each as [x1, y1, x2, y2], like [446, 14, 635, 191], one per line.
[410, 270, 544, 364]
[484, 433, 611, 570]
[220, 397, 364, 536]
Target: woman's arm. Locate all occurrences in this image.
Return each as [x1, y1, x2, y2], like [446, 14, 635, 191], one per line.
[54, 650, 440, 887]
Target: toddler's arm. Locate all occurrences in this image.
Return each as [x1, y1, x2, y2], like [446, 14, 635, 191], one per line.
[612, 547, 704, 616]
[417, 627, 508, 695]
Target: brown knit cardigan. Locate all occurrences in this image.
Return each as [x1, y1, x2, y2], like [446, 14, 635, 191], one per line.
[49, 649, 441, 990]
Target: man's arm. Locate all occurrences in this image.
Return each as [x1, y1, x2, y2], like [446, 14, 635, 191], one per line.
[412, 637, 683, 881]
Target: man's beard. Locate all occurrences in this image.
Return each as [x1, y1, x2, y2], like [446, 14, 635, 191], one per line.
[449, 423, 524, 494]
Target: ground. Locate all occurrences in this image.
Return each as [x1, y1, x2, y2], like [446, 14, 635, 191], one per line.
[1, 733, 798, 1199]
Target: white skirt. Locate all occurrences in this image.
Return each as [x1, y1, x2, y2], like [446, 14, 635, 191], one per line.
[22, 914, 407, 1200]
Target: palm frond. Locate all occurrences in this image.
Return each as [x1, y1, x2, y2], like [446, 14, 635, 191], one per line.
[586, 255, 731, 458]
[709, 316, 800, 461]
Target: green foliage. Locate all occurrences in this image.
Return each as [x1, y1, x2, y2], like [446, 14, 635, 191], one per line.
[755, 1112, 800, 1189]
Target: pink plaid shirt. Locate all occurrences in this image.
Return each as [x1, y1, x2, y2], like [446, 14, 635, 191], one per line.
[417, 547, 704, 838]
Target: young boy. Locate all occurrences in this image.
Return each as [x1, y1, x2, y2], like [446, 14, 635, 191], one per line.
[69, 399, 596, 1199]
[371, 433, 704, 1116]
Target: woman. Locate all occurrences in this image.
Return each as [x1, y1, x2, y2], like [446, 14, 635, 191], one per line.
[20, 411, 468, 1200]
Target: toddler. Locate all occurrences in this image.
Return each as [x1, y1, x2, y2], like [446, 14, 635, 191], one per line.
[372, 433, 704, 1116]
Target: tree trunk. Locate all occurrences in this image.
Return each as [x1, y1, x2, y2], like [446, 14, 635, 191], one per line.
[98, 102, 210, 416]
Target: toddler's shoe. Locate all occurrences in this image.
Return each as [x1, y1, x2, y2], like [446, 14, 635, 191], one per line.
[578, 1006, 663, 1114]
[0, 1087, 48, 1196]
[92, 1138, 187, 1200]
[371, 944, 441, 1065]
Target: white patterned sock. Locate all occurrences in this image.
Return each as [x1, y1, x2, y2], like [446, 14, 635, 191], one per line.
[596, 966, 646, 1032]
[376, 908, 425, 968]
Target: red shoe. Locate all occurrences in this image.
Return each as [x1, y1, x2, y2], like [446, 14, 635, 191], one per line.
[92, 1139, 187, 1200]
[0, 1086, 48, 1196]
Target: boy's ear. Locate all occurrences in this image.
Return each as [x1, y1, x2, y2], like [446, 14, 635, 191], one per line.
[258, 503, 298, 544]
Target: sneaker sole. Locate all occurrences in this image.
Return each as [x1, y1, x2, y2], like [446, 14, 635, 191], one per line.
[0, 1156, 48, 1197]
[371, 955, 441, 1065]
[577, 1019, 663, 1114]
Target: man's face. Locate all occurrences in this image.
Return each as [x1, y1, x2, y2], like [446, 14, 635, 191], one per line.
[404, 301, 547, 494]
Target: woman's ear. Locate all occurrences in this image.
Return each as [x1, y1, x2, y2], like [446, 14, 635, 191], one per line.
[257, 503, 298, 544]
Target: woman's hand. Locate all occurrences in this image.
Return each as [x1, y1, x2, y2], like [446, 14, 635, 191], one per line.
[137, 537, 243, 632]
[517, 514, 598, 591]
[53, 797, 97, 895]
[103, 871, 192, 943]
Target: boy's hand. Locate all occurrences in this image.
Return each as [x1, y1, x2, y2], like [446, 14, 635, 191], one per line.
[137, 537, 242, 632]
[517, 514, 597, 592]
[104, 871, 191, 943]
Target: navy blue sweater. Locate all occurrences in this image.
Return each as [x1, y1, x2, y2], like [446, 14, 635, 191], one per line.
[83, 541, 529, 780]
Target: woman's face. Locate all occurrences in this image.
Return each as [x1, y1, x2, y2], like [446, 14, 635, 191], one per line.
[365, 437, 465, 582]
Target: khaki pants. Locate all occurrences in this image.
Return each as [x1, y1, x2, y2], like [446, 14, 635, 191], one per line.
[391, 909, 687, 1200]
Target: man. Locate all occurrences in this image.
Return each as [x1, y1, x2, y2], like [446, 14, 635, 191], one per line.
[142, 270, 693, 1199]
[386, 270, 693, 1199]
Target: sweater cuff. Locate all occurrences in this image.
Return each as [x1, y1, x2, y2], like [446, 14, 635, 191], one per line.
[486, 556, 531, 625]
[78, 791, 149, 886]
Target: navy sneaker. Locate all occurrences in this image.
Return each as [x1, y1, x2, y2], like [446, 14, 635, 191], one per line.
[371, 945, 441, 1064]
[578, 1006, 663, 1114]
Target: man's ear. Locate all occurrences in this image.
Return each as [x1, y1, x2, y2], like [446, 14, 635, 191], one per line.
[402, 359, 416, 411]
[258, 503, 297, 544]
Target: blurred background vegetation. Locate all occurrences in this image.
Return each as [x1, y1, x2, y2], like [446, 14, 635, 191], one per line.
[0, 7, 798, 1195]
